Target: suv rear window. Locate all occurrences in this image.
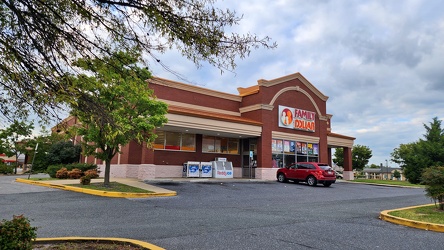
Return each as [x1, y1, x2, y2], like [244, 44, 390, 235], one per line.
[318, 164, 332, 170]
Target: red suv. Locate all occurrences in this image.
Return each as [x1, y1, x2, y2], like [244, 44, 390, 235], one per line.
[276, 162, 336, 187]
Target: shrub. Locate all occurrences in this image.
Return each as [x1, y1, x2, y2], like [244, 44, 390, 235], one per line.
[0, 215, 37, 250]
[83, 169, 99, 179]
[0, 163, 13, 174]
[55, 167, 69, 179]
[67, 163, 98, 172]
[47, 163, 97, 178]
[67, 168, 83, 179]
[421, 166, 444, 210]
[46, 164, 65, 178]
[80, 175, 92, 185]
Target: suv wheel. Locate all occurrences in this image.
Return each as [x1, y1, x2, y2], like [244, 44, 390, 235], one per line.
[307, 176, 317, 186]
[277, 173, 287, 183]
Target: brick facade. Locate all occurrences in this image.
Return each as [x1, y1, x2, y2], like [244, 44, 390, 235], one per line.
[56, 72, 355, 180]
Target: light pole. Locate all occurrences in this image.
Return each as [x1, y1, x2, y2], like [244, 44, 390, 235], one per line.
[385, 159, 389, 180]
[380, 163, 383, 180]
[27, 143, 38, 179]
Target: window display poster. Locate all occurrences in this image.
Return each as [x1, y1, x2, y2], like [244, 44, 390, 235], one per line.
[297, 142, 302, 154]
[301, 143, 307, 155]
[272, 139, 277, 152]
[290, 141, 295, 153]
[276, 140, 283, 152]
[313, 144, 319, 155]
[283, 140, 290, 152]
[308, 143, 313, 155]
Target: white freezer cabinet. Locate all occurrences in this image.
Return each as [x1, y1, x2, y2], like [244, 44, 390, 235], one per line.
[212, 161, 234, 178]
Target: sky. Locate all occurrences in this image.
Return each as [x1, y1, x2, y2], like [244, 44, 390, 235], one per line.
[147, 0, 444, 167]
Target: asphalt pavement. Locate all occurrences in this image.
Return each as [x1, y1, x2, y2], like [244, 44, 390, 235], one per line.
[1, 174, 442, 250]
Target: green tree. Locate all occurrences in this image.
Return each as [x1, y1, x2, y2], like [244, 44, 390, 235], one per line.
[421, 166, 444, 210]
[393, 169, 401, 180]
[333, 148, 344, 168]
[333, 145, 372, 170]
[25, 130, 67, 173]
[0, 0, 275, 121]
[46, 141, 81, 166]
[391, 117, 444, 184]
[352, 145, 372, 170]
[67, 50, 168, 186]
[0, 120, 34, 174]
[369, 164, 380, 169]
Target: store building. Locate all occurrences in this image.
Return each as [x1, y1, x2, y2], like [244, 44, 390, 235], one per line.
[57, 72, 355, 180]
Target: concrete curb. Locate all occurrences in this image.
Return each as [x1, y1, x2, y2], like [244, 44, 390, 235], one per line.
[379, 204, 444, 233]
[16, 178, 176, 198]
[35, 237, 164, 250]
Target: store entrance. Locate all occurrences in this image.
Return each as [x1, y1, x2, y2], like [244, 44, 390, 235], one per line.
[242, 138, 257, 179]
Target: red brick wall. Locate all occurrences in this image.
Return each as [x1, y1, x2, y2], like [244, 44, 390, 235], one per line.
[150, 83, 240, 112]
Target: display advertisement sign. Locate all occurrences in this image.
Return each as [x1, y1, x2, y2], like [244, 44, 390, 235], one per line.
[187, 161, 200, 177]
[278, 105, 316, 132]
[200, 162, 212, 178]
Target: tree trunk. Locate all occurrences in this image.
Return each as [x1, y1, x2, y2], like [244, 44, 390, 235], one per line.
[104, 160, 111, 187]
[439, 195, 444, 211]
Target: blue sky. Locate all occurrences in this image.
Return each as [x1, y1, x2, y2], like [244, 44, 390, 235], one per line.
[148, 0, 444, 167]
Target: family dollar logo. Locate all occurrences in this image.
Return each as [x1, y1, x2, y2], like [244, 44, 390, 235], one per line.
[280, 108, 293, 126]
[279, 105, 316, 132]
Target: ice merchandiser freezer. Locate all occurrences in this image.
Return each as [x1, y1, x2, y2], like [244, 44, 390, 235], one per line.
[200, 162, 213, 178]
[187, 161, 200, 177]
[212, 160, 233, 178]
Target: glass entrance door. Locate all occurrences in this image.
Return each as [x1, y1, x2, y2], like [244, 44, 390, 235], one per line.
[242, 138, 257, 178]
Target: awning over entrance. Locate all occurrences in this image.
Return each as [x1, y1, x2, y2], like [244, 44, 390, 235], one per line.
[162, 105, 262, 138]
[327, 132, 355, 148]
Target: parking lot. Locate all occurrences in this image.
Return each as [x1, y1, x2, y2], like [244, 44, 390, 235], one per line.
[1, 176, 442, 249]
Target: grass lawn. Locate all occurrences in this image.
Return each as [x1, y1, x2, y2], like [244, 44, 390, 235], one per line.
[27, 177, 152, 193]
[388, 205, 444, 224]
[29, 177, 58, 181]
[352, 179, 443, 225]
[350, 179, 425, 187]
[67, 182, 153, 193]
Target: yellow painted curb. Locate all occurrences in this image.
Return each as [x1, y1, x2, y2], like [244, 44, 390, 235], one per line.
[16, 178, 176, 198]
[380, 204, 444, 233]
[35, 237, 164, 250]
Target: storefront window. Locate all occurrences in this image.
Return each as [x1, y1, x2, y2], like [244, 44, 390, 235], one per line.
[272, 153, 283, 168]
[273, 139, 319, 166]
[203, 135, 239, 154]
[165, 132, 181, 150]
[202, 136, 215, 152]
[153, 131, 195, 151]
[181, 133, 196, 151]
[228, 138, 239, 154]
[153, 131, 165, 149]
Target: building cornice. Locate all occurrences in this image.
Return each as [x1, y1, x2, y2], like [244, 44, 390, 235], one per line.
[160, 99, 241, 117]
[239, 104, 274, 113]
[327, 132, 355, 148]
[257, 72, 329, 102]
[149, 77, 242, 102]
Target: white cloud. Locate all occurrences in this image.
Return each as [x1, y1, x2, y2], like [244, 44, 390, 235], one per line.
[151, 2, 443, 168]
